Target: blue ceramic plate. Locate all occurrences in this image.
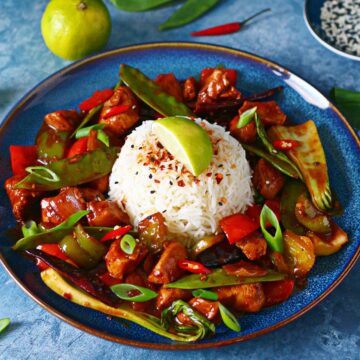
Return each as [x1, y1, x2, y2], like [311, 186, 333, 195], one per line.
[304, 0, 360, 61]
[0, 43, 359, 350]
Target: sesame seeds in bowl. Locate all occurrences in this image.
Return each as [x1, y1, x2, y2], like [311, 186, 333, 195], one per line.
[304, 0, 360, 61]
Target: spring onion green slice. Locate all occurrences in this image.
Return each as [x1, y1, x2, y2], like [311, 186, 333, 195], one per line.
[0, 318, 10, 334]
[75, 124, 105, 138]
[219, 303, 241, 332]
[236, 106, 257, 128]
[111, 284, 158, 302]
[75, 124, 109, 147]
[120, 234, 136, 255]
[25, 166, 60, 182]
[192, 289, 218, 301]
[260, 204, 284, 252]
[22, 220, 41, 238]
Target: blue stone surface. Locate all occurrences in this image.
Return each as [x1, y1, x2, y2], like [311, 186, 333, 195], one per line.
[0, 0, 359, 358]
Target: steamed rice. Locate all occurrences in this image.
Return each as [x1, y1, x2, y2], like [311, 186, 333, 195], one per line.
[109, 118, 253, 246]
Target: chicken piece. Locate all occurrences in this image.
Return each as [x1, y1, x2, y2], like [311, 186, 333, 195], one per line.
[154, 74, 183, 102]
[223, 260, 268, 277]
[235, 231, 267, 261]
[229, 115, 257, 143]
[156, 288, 191, 311]
[197, 69, 241, 105]
[183, 76, 198, 102]
[216, 283, 265, 312]
[5, 176, 42, 222]
[189, 298, 220, 321]
[239, 101, 286, 127]
[86, 200, 130, 227]
[99, 86, 139, 136]
[105, 239, 148, 280]
[44, 110, 81, 132]
[41, 187, 103, 225]
[148, 241, 187, 284]
[88, 175, 109, 194]
[253, 159, 285, 199]
[125, 270, 155, 312]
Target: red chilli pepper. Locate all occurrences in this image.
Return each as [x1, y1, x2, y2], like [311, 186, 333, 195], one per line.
[35, 244, 75, 271]
[220, 213, 259, 244]
[191, 8, 271, 37]
[178, 260, 211, 275]
[66, 137, 89, 158]
[245, 200, 281, 226]
[10, 145, 38, 176]
[100, 225, 132, 242]
[272, 139, 300, 151]
[102, 105, 131, 119]
[99, 272, 122, 286]
[79, 89, 114, 112]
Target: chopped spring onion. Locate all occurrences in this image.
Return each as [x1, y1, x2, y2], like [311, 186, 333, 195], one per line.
[219, 303, 241, 332]
[236, 106, 257, 128]
[25, 166, 60, 182]
[111, 284, 158, 302]
[0, 318, 10, 334]
[21, 220, 41, 238]
[260, 204, 284, 252]
[120, 234, 136, 255]
[75, 124, 109, 147]
[192, 289, 218, 301]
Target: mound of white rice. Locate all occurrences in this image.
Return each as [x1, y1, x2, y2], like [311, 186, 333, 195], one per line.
[109, 118, 253, 246]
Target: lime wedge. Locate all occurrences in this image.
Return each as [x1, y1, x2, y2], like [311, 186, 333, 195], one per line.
[152, 117, 213, 176]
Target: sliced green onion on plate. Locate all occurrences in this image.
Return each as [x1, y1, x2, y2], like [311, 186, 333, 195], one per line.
[260, 204, 283, 252]
[120, 234, 136, 255]
[236, 106, 257, 128]
[25, 166, 60, 182]
[0, 318, 10, 334]
[111, 284, 158, 302]
[219, 303, 241, 332]
[192, 289, 218, 301]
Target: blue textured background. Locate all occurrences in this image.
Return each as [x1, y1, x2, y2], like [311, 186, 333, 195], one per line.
[0, 0, 359, 359]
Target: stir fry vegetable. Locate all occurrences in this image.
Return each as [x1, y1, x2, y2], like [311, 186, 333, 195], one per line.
[166, 269, 285, 290]
[268, 121, 333, 211]
[14, 147, 118, 191]
[120, 64, 193, 117]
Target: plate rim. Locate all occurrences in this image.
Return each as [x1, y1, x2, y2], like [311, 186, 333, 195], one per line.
[1, 41, 359, 350]
[303, 0, 360, 62]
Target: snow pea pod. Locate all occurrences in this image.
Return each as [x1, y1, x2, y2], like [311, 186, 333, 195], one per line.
[165, 269, 285, 289]
[159, 0, 220, 31]
[120, 64, 193, 117]
[242, 143, 300, 179]
[14, 147, 118, 191]
[13, 211, 89, 251]
[280, 180, 307, 235]
[110, 0, 174, 12]
[254, 114, 303, 179]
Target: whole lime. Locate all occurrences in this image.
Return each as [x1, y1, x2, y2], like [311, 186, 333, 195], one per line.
[41, 0, 112, 61]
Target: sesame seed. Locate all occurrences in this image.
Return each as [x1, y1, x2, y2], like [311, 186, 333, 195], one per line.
[169, 181, 173, 186]
[149, 174, 153, 179]
[218, 202, 223, 206]
[114, 181, 119, 184]
[131, 145, 134, 149]
[150, 190, 156, 194]
[135, 171, 138, 175]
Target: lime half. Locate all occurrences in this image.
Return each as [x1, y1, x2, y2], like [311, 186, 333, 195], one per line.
[152, 117, 213, 176]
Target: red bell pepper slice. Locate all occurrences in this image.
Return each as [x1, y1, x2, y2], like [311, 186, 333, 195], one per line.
[66, 137, 88, 158]
[10, 145, 37, 176]
[102, 105, 131, 119]
[272, 139, 300, 151]
[100, 225, 132, 242]
[79, 89, 114, 112]
[35, 244, 75, 271]
[263, 279, 295, 307]
[220, 213, 259, 244]
[99, 272, 122, 286]
[178, 260, 211, 275]
[245, 200, 281, 225]
[200, 68, 237, 86]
